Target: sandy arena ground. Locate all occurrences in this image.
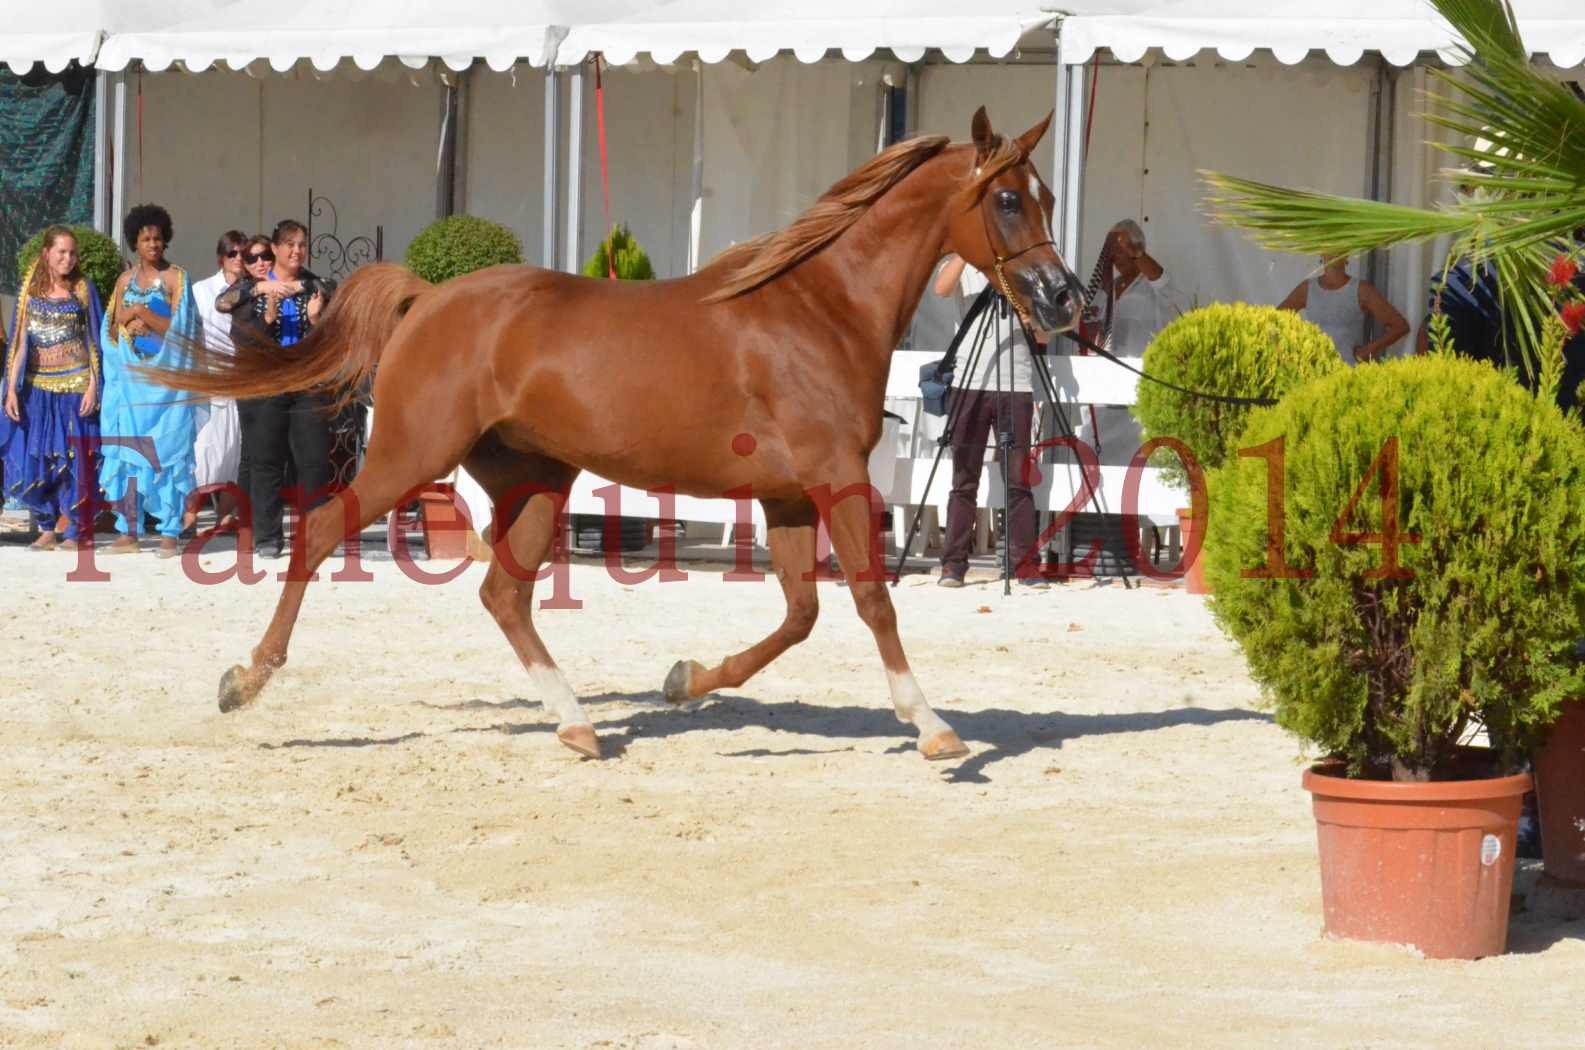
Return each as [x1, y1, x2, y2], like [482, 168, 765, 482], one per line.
[2, 534, 1583, 1049]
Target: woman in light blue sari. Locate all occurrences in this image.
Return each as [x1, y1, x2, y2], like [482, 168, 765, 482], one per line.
[99, 204, 204, 557]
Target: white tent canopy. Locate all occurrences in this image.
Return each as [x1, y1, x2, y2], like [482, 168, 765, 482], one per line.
[1060, 0, 1585, 67]
[85, 1, 1057, 74]
[5, 1, 116, 74]
[6, 1, 1584, 75]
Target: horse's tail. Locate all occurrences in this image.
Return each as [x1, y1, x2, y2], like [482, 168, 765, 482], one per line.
[143, 263, 432, 411]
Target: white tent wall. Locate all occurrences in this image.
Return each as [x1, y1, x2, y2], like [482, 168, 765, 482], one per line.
[697, 56, 886, 263]
[462, 62, 716, 279]
[568, 65, 698, 277]
[463, 67, 559, 269]
[133, 65, 446, 276]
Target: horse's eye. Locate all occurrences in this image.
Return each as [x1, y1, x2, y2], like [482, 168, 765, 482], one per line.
[995, 190, 1021, 214]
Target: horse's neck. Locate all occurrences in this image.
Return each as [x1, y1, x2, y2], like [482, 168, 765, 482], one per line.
[798, 154, 960, 355]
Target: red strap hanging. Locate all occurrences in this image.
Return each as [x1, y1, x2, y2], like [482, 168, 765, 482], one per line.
[594, 54, 615, 279]
[1084, 53, 1100, 156]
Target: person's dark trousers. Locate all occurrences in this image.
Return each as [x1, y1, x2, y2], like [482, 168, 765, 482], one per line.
[243, 391, 334, 550]
[235, 417, 253, 518]
[237, 396, 262, 533]
[942, 389, 1037, 580]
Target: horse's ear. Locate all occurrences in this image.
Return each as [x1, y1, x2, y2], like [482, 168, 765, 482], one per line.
[971, 106, 994, 161]
[1015, 110, 1054, 157]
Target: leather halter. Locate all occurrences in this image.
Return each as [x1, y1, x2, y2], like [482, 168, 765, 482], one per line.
[975, 163, 1056, 332]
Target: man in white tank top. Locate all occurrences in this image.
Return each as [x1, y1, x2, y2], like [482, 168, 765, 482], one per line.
[1279, 255, 1409, 365]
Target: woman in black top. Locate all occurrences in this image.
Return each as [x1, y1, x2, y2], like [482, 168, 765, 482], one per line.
[220, 221, 334, 559]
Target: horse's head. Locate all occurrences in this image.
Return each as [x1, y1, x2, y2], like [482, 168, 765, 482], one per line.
[944, 107, 1084, 337]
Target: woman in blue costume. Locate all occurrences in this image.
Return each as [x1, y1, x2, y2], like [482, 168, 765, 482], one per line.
[99, 204, 204, 558]
[1, 225, 103, 551]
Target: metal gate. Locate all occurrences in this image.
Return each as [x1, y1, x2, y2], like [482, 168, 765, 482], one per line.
[305, 189, 383, 489]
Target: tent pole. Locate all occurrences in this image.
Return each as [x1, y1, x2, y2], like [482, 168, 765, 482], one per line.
[565, 62, 584, 273]
[435, 68, 462, 219]
[93, 70, 111, 235]
[904, 65, 920, 139]
[109, 70, 128, 236]
[455, 67, 472, 216]
[687, 59, 704, 274]
[1364, 56, 1397, 349]
[543, 66, 560, 269]
[1051, 27, 1069, 248]
[1052, 32, 1085, 267]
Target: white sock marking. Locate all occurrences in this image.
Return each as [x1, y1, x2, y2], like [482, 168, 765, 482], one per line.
[886, 669, 953, 740]
[528, 665, 590, 729]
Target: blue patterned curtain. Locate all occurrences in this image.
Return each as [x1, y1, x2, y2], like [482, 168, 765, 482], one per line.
[0, 65, 96, 294]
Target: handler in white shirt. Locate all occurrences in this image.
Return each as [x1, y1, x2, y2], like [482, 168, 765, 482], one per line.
[1076, 219, 1173, 466]
[191, 230, 247, 527]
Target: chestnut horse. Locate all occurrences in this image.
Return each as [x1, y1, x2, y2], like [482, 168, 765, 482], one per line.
[155, 108, 1083, 761]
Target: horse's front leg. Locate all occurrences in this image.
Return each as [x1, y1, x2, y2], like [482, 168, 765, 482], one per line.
[218, 460, 410, 712]
[818, 472, 968, 761]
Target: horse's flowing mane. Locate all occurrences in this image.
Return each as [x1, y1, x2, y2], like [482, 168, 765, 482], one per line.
[703, 134, 955, 302]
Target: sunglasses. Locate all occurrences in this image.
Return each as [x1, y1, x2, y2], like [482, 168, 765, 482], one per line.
[245, 251, 275, 263]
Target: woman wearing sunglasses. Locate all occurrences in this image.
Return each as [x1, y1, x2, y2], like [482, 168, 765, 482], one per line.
[217, 236, 279, 341]
[216, 222, 333, 559]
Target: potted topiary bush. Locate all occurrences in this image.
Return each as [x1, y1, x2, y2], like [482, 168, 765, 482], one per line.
[401, 215, 522, 558]
[575, 223, 656, 554]
[17, 224, 123, 304]
[1204, 352, 1585, 958]
[403, 215, 523, 285]
[1134, 303, 1341, 592]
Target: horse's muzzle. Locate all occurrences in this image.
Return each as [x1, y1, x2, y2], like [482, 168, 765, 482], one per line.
[1024, 265, 1085, 335]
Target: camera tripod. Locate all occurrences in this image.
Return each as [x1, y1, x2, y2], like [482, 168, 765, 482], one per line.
[889, 288, 1124, 594]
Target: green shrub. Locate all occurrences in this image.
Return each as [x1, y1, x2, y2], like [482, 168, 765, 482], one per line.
[1135, 303, 1341, 486]
[16, 225, 123, 305]
[583, 223, 655, 281]
[1204, 355, 1585, 780]
[404, 215, 523, 284]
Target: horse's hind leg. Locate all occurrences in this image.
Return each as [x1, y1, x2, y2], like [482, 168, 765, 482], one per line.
[470, 453, 599, 758]
[820, 472, 967, 761]
[665, 498, 820, 701]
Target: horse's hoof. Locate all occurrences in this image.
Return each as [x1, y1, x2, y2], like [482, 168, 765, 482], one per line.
[919, 729, 969, 761]
[217, 665, 254, 714]
[557, 723, 602, 759]
[663, 660, 704, 705]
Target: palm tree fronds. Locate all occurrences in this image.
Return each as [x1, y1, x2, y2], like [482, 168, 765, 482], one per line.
[1201, 173, 1476, 254]
[1204, 0, 1585, 381]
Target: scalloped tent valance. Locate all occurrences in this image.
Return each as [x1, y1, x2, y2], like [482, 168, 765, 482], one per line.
[1060, 3, 1585, 68]
[6, 1, 1584, 76]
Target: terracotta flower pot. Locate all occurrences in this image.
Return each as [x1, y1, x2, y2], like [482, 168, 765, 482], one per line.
[1176, 507, 1208, 595]
[418, 485, 473, 561]
[1302, 766, 1532, 959]
[1535, 698, 1585, 885]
